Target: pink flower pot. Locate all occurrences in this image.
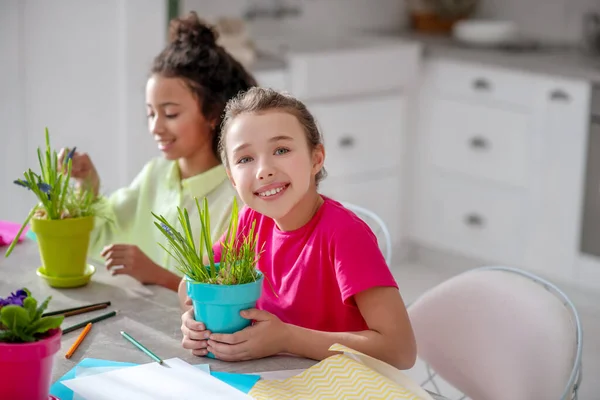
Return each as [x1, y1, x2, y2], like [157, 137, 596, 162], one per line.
[0, 328, 62, 400]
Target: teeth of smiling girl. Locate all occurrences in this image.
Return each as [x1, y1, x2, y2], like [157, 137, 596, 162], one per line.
[258, 186, 284, 197]
[157, 139, 175, 150]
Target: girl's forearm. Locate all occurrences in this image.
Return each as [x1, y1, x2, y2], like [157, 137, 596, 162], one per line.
[284, 324, 412, 370]
[156, 268, 183, 292]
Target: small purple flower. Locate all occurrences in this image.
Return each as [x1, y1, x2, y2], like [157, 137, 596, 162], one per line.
[161, 223, 174, 238]
[37, 183, 52, 193]
[13, 180, 31, 190]
[37, 183, 52, 200]
[0, 289, 28, 308]
[66, 147, 77, 162]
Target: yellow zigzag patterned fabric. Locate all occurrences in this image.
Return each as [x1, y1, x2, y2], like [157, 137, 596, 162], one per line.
[249, 345, 426, 399]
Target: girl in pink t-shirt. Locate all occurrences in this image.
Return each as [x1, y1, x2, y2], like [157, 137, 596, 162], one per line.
[179, 87, 416, 369]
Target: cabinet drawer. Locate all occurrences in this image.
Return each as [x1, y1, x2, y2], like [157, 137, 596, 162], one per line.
[289, 42, 420, 100]
[414, 172, 528, 265]
[310, 94, 405, 178]
[319, 174, 401, 247]
[425, 98, 531, 187]
[427, 59, 536, 109]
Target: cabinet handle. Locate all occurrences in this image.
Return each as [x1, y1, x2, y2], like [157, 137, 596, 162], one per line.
[338, 136, 355, 148]
[550, 89, 570, 102]
[469, 136, 489, 150]
[472, 78, 491, 91]
[464, 213, 485, 228]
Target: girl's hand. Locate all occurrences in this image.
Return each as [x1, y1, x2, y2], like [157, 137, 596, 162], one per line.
[101, 244, 164, 285]
[181, 302, 212, 357]
[207, 309, 289, 361]
[58, 147, 100, 197]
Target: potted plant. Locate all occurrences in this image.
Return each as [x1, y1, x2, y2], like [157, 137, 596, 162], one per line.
[154, 197, 265, 357]
[5, 128, 100, 288]
[0, 288, 64, 400]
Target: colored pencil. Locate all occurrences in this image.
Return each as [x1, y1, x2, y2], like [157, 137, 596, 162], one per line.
[120, 331, 163, 364]
[65, 323, 92, 359]
[43, 301, 111, 317]
[63, 310, 117, 334]
[62, 303, 109, 317]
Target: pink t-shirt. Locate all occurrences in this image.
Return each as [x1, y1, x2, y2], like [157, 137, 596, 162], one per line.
[213, 196, 398, 332]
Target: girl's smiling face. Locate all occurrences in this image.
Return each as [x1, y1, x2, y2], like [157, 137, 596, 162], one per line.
[225, 110, 324, 224]
[145, 74, 215, 161]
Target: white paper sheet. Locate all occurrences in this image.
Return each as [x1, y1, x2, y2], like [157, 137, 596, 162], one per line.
[62, 358, 250, 400]
[72, 367, 132, 400]
[71, 363, 213, 400]
[73, 363, 211, 377]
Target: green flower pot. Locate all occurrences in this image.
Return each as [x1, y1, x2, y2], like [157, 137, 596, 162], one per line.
[31, 216, 94, 286]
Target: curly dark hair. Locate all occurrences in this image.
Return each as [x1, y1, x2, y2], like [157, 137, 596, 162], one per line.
[151, 11, 257, 161]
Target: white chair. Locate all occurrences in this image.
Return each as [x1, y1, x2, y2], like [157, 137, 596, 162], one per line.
[407, 266, 582, 400]
[341, 202, 392, 265]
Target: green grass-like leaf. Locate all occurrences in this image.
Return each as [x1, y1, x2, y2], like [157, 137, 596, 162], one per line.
[153, 196, 264, 286]
[5, 128, 105, 258]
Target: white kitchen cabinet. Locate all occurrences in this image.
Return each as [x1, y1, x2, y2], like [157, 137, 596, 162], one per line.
[288, 42, 420, 101]
[426, 59, 537, 109]
[309, 94, 406, 178]
[411, 58, 592, 285]
[424, 97, 532, 188]
[414, 170, 529, 266]
[0, 0, 165, 222]
[411, 60, 537, 265]
[524, 77, 591, 281]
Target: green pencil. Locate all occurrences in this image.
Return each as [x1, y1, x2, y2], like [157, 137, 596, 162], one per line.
[120, 331, 163, 364]
[62, 310, 117, 334]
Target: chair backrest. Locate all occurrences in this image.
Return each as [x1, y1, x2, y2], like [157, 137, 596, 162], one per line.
[408, 266, 582, 400]
[341, 202, 392, 265]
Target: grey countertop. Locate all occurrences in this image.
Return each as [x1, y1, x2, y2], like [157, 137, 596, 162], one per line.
[250, 29, 600, 83]
[0, 240, 447, 400]
[400, 31, 600, 83]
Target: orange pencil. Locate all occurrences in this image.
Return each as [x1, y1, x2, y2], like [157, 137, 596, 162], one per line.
[65, 322, 92, 359]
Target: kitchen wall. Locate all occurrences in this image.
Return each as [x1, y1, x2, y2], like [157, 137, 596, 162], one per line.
[181, 0, 408, 38]
[183, 0, 600, 44]
[0, 0, 166, 222]
[476, 0, 600, 43]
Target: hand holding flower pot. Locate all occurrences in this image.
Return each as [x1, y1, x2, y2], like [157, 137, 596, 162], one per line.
[154, 197, 266, 358]
[0, 288, 64, 400]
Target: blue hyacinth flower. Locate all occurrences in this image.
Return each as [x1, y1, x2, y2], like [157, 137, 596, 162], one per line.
[13, 180, 31, 190]
[161, 223, 174, 238]
[66, 146, 77, 162]
[37, 183, 52, 193]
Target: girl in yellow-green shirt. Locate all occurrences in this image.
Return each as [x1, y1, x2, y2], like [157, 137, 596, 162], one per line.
[59, 12, 256, 291]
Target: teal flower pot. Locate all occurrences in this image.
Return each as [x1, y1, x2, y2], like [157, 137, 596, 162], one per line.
[186, 270, 263, 359]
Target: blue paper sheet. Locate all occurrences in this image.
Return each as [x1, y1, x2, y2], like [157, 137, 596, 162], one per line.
[50, 359, 136, 400]
[50, 358, 261, 399]
[211, 371, 261, 394]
